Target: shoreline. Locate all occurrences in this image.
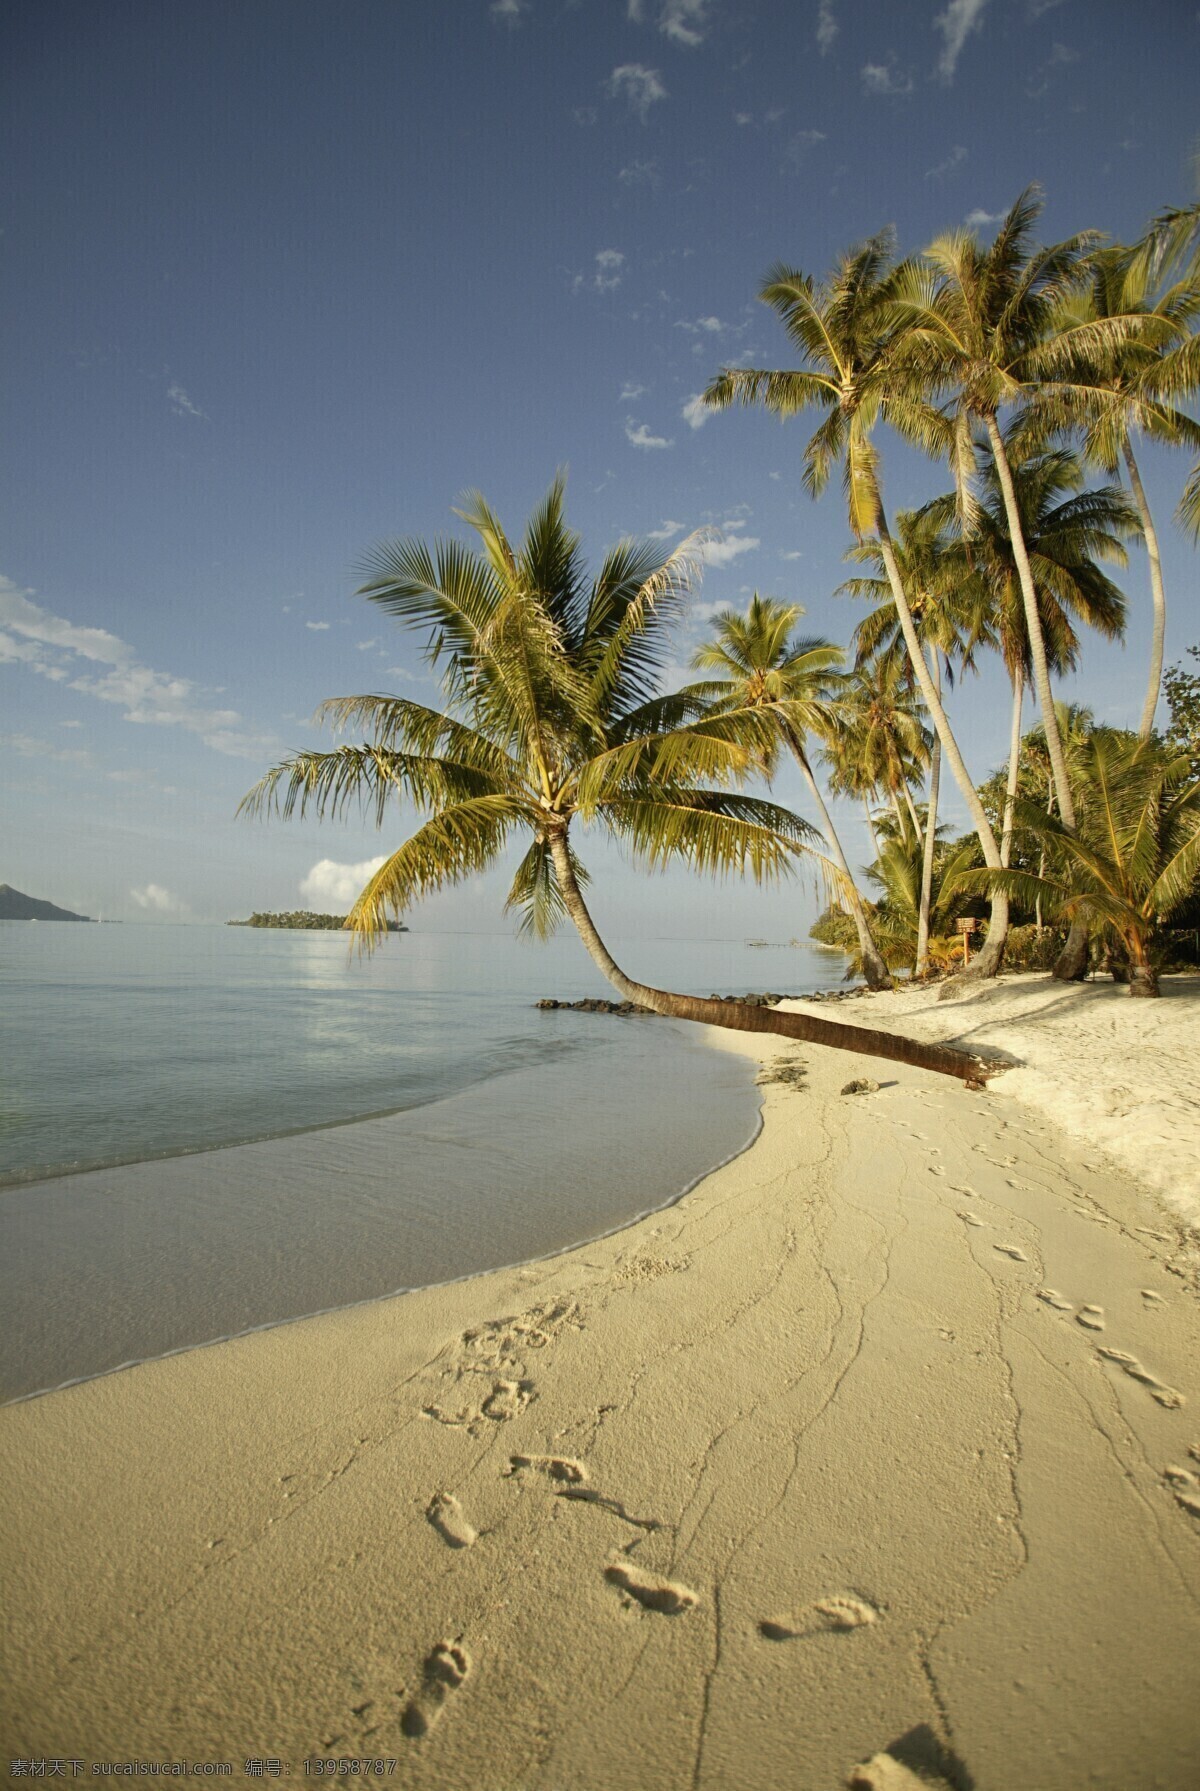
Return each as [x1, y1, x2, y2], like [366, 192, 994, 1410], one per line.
[2, 974, 1199, 1786]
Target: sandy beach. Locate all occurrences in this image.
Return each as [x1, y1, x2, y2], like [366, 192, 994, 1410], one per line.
[3, 972, 1199, 1789]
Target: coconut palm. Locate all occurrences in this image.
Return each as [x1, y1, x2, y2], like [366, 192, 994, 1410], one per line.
[840, 505, 992, 975]
[703, 232, 1012, 980]
[1027, 229, 1200, 736]
[240, 477, 993, 1081]
[863, 811, 981, 979]
[681, 594, 893, 989]
[963, 734, 1200, 997]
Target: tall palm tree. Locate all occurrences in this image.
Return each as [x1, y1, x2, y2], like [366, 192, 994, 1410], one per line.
[240, 477, 993, 1081]
[1028, 229, 1200, 736]
[825, 659, 930, 842]
[703, 233, 1013, 981]
[840, 506, 992, 975]
[681, 594, 893, 989]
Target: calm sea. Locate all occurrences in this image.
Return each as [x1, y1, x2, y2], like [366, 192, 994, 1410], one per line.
[0, 921, 849, 1401]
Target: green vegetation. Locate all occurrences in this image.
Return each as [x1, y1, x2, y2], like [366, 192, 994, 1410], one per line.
[229, 911, 408, 930]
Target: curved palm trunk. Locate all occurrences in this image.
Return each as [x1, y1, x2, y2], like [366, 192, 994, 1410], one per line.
[1124, 441, 1167, 740]
[902, 783, 922, 844]
[868, 486, 1009, 983]
[915, 650, 942, 978]
[982, 416, 1087, 982]
[788, 736, 892, 991]
[862, 797, 881, 857]
[1001, 677, 1024, 869]
[546, 830, 997, 1084]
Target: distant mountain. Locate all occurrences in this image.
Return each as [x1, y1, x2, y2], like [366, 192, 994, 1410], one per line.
[0, 884, 95, 922]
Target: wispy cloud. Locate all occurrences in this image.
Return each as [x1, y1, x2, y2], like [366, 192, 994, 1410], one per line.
[783, 128, 827, 169]
[860, 57, 914, 96]
[2, 729, 92, 765]
[300, 856, 388, 908]
[167, 382, 207, 420]
[964, 206, 1005, 228]
[695, 522, 759, 568]
[618, 158, 660, 186]
[934, 0, 989, 83]
[608, 64, 668, 120]
[817, 0, 838, 53]
[675, 315, 724, 334]
[305, 620, 330, 631]
[779, 550, 805, 561]
[1026, 0, 1064, 15]
[628, 0, 711, 47]
[574, 249, 625, 294]
[0, 575, 274, 758]
[646, 519, 684, 540]
[926, 144, 967, 180]
[490, 0, 529, 23]
[681, 393, 711, 430]
[620, 380, 647, 401]
[625, 418, 674, 450]
[1025, 38, 1079, 97]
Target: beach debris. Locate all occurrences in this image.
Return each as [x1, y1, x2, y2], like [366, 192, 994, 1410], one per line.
[761, 1595, 878, 1640]
[1076, 1305, 1106, 1331]
[840, 1078, 880, 1096]
[757, 1055, 808, 1089]
[1036, 1288, 1073, 1311]
[426, 1491, 477, 1549]
[847, 1754, 949, 1789]
[604, 1561, 698, 1615]
[505, 1453, 587, 1484]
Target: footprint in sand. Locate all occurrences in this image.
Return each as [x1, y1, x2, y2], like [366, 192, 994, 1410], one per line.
[1097, 1347, 1186, 1409]
[482, 1379, 533, 1422]
[401, 1642, 471, 1739]
[993, 1244, 1029, 1262]
[1036, 1288, 1073, 1312]
[1076, 1305, 1106, 1331]
[604, 1562, 698, 1615]
[1141, 1289, 1165, 1306]
[959, 1212, 985, 1228]
[761, 1595, 878, 1640]
[426, 1491, 477, 1549]
[1163, 1467, 1200, 1517]
[928, 1166, 946, 1178]
[505, 1453, 587, 1484]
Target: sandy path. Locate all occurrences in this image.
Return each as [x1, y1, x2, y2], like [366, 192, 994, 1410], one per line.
[2, 979, 1198, 1789]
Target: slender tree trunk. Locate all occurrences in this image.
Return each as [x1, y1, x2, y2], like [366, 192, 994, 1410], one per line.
[902, 783, 922, 844]
[862, 796, 881, 858]
[1001, 677, 1024, 869]
[868, 484, 1008, 984]
[546, 828, 996, 1083]
[788, 736, 892, 991]
[915, 649, 942, 979]
[982, 415, 1087, 981]
[890, 790, 907, 838]
[1124, 439, 1167, 740]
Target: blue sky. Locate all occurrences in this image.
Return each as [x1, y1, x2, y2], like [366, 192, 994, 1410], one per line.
[3, 0, 1198, 940]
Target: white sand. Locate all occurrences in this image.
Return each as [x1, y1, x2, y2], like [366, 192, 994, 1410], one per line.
[2, 971, 1199, 1788]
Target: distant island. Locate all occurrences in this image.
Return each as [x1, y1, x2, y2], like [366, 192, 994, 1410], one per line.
[0, 884, 95, 922]
[228, 910, 409, 931]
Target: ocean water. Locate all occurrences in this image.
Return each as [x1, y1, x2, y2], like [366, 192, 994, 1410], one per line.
[0, 921, 849, 1401]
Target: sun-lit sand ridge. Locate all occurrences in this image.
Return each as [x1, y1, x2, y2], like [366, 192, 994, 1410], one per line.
[1, 973, 1198, 1789]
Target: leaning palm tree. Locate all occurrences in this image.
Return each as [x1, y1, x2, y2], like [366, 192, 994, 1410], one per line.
[681, 594, 893, 989]
[703, 232, 1012, 980]
[962, 734, 1200, 997]
[240, 477, 994, 1081]
[1027, 228, 1200, 736]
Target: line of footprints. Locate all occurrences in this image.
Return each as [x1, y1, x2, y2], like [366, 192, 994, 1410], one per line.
[400, 1449, 882, 1743]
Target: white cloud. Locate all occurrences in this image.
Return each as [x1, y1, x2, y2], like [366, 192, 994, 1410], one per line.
[695, 531, 759, 568]
[0, 575, 274, 758]
[167, 382, 207, 420]
[300, 856, 389, 909]
[490, 0, 529, 23]
[780, 550, 805, 561]
[629, 0, 710, 45]
[926, 144, 967, 180]
[618, 158, 660, 186]
[131, 883, 187, 914]
[608, 64, 668, 120]
[817, 0, 837, 54]
[61, 718, 84, 727]
[964, 207, 1005, 228]
[675, 315, 724, 333]
[305, 620, 330, 631]
[934, 0, 989, 83]
[574, 249, 625, 295]
[2, 730, 91, 764]
[620, 380, 647, 401]
[733, 110, 753, 125]
[860, 58, 913, 95]
[625, 418, 674, 450]
[681, 393, 711, 431]
[1026, 0, 1064, 13]
[646, 519, 684, 540]
[356, 637, 380, 651]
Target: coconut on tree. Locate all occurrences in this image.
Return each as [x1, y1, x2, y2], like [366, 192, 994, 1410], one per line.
[240, 477, 996, 1082]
